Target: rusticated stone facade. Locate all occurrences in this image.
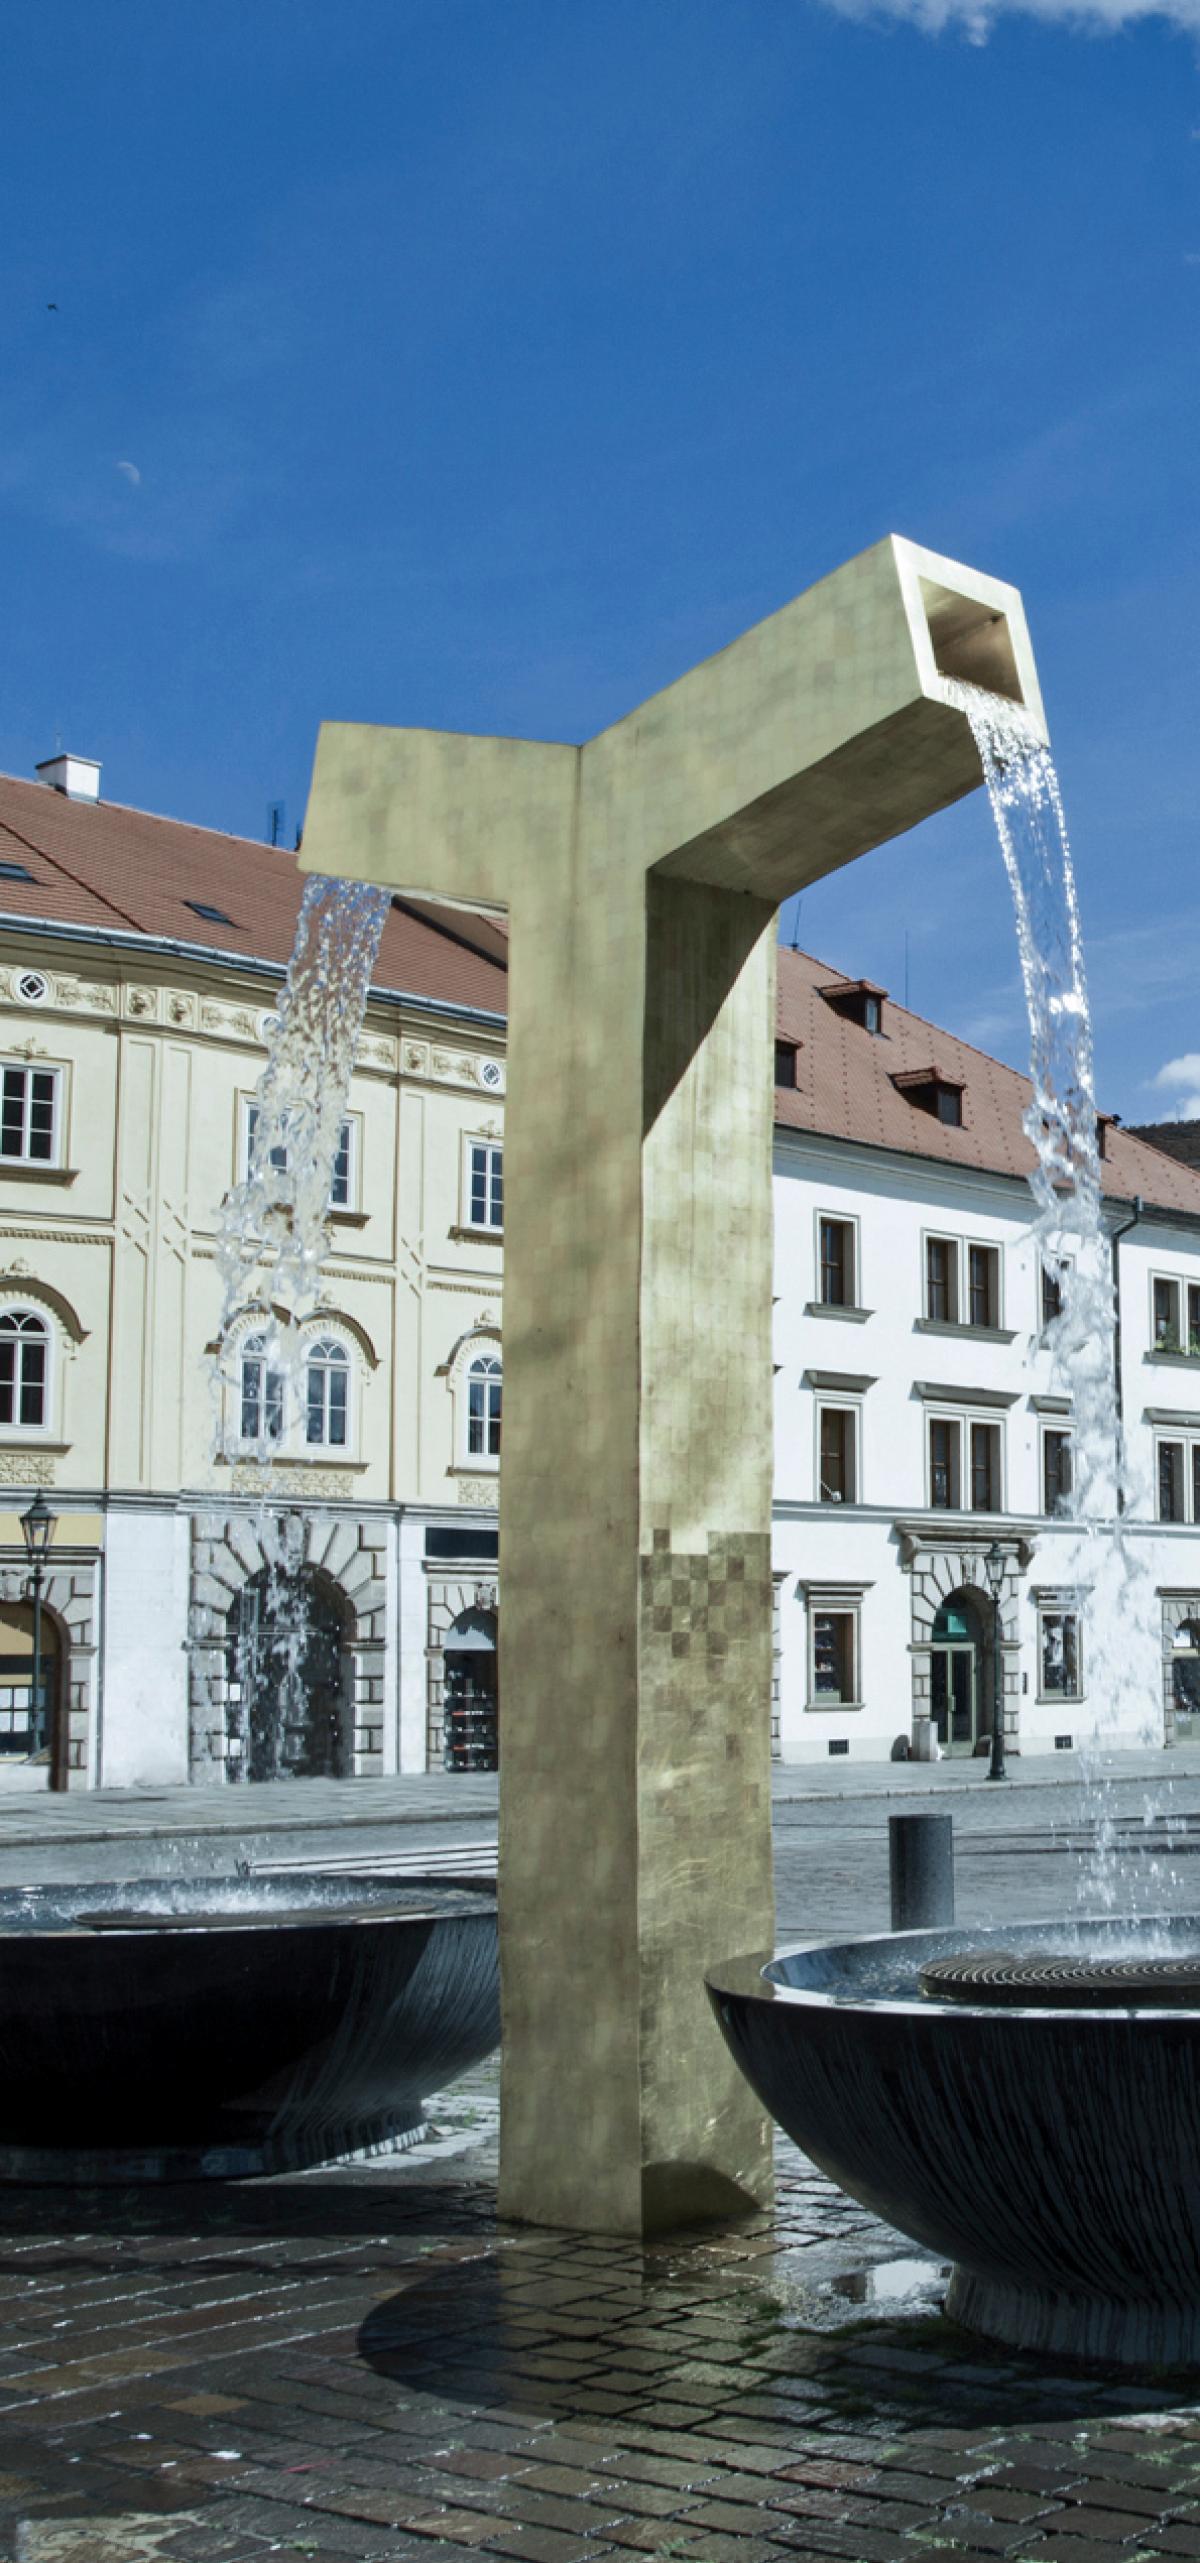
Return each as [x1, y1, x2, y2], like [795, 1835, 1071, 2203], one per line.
[187, 1508, 390, 1782]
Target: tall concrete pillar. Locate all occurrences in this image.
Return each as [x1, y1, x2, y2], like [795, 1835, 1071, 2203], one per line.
[300, 534, 1045, 2236]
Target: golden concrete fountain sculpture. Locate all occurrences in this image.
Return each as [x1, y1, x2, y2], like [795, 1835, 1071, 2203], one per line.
[299, 534, 1045, 2237]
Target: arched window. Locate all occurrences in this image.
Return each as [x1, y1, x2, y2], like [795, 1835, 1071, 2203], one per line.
[0, 1311, 49, 1430]
[240, 1332, 284, 1446]
[467, 1353, 502, 1459]
[305, 1336, 350, 1448]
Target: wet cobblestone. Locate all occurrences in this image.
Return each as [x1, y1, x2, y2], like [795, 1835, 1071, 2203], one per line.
[0, 2074, 1199, 2562]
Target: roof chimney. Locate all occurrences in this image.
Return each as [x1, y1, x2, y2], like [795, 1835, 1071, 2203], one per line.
[36, 752, 101, 804]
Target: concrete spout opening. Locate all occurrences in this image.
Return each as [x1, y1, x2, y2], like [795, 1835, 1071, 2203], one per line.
[920, 576, 1025, 706]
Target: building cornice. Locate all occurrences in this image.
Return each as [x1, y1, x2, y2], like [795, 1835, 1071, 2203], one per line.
[0, 912, 506, 1034]
[773, 1119, 1200, 1237]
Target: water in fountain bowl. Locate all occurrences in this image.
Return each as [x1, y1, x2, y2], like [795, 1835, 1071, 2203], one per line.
[708, 1917, 1200, 2368]
[0, 1874, 499, 2183]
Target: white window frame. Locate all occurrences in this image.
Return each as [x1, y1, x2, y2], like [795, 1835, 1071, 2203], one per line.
[923, 1231, 960, 1326]
[448, 1333, 504, 1472]
[0, 1060, 63, 1170]
[1041, 1423, 1074, 1519]
[328, 1118, 359, 1212]
[0, 1307, 54, 1439]
[815, 1399, 861, 1506]
[1039, 1252, 1072, 1333]
[922, 1230, 1006, 1332]
[804, 1585, 865, 1711]
[460, 1134, 504, 1234]
[926, 1407, 1006, 1516]
[1037, 1599, 1083, 1704]
[965, 1240, 1002, 1333]
[465, 1352, 502, 1463]
[303, 1331, 355, 1452]
[813, 1208, 859, 1311]
[1151, 1273, 1182, 1352]
[239, 1098, 359, 1211]
[1154, 1433, 1200, 1526]
[236, 1328, 286, 1453]
[1150, 1271, 1200, 1359]
[927, 1410, 962, 1511]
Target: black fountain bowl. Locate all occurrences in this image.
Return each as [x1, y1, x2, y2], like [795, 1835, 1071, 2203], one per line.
[706, 1915, 1200, 2368]
[0, 1875, 499, 2182]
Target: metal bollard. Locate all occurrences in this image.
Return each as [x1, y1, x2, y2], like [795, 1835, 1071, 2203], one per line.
[889, 1812, 955, 1931]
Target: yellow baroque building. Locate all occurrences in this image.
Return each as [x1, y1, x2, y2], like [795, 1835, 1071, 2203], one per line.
[0, 754, 509, 1788]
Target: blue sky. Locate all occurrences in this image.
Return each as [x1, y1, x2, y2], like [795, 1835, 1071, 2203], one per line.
[0, 0, 1196, 1118]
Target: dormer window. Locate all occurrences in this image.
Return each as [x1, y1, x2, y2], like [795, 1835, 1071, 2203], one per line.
[892, 1065, 965, 1128]
[774, 1040, 800, 1090]
[818, 979, 886, 1036]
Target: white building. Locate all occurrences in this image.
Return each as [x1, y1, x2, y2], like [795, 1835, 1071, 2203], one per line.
[771, 956, 1200, 1761]
[0, 751, 1196, 1783]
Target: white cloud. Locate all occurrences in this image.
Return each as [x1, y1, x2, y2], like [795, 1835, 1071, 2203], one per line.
[819, 0, 1200, 35]
[115, 458, 141, 487]
[1148, 1053, 1200, 1120]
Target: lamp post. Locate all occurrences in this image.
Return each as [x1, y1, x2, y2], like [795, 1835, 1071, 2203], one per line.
[984, 1539, 1007, 1783]
[20, 1490, 56, 1765]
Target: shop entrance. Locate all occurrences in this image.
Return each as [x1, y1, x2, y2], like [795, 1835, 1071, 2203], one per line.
[930, 1592, 993, 1757]
[0, 1601, 62, 1786]
[443, 1606, 498, 1770]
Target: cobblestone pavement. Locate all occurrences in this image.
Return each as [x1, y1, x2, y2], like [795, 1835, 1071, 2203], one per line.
[8, 1770, 1200, 2559]
[5, 2070, 1200, 2563]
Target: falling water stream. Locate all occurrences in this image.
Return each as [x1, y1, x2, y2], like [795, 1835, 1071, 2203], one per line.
[211, 872, 392, 1781]
[208, 700, 1164, 1876]
[947, 681, 1162, 1914]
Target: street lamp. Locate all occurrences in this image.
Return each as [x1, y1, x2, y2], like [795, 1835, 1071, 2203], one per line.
[20, 1490, 56, 1765]
[983, 1539, 1007, 1783]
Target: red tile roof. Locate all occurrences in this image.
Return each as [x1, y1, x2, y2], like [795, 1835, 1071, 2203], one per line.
[0, 773, 508, 1017]
[775, 944, 1200, 1218]
[1, 771, 1193, 1220]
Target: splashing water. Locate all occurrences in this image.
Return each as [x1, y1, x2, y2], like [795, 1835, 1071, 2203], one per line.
[209, 874, 391, 1779]
[213, 873, 391, 1451]
[948, 682, 1160, 1902]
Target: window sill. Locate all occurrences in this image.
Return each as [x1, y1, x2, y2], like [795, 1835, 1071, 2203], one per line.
[217, 1450, 368, 1473]
[804, 1301, 872, 1325]
[0, 1439, 69, 1453]
[449, 1224, 504, 1244]
[806, 1701, 864, 1713]
[924, 1505, 1006, 1523]
[449, 1462, 500, 1478]
[328, 1208, 369, 1229]
[1146, 1348, 1200, 1367]
[914, 1318, 1017, 1344]
[0, 1165, 78, 1186]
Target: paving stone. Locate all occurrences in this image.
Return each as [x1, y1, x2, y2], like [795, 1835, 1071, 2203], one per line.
[14, 2520, 212, 2562]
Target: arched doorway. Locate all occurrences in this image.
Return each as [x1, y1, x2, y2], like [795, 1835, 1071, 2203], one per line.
[443, 1606, 498, 1771]
[228, 1568, 352, 1782]
[0, 1601, 64, 1787]
[930, 1590, 996, 1757]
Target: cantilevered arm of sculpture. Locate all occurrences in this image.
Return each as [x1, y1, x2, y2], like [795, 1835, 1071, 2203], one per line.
[299, 534, 1045, 2238]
